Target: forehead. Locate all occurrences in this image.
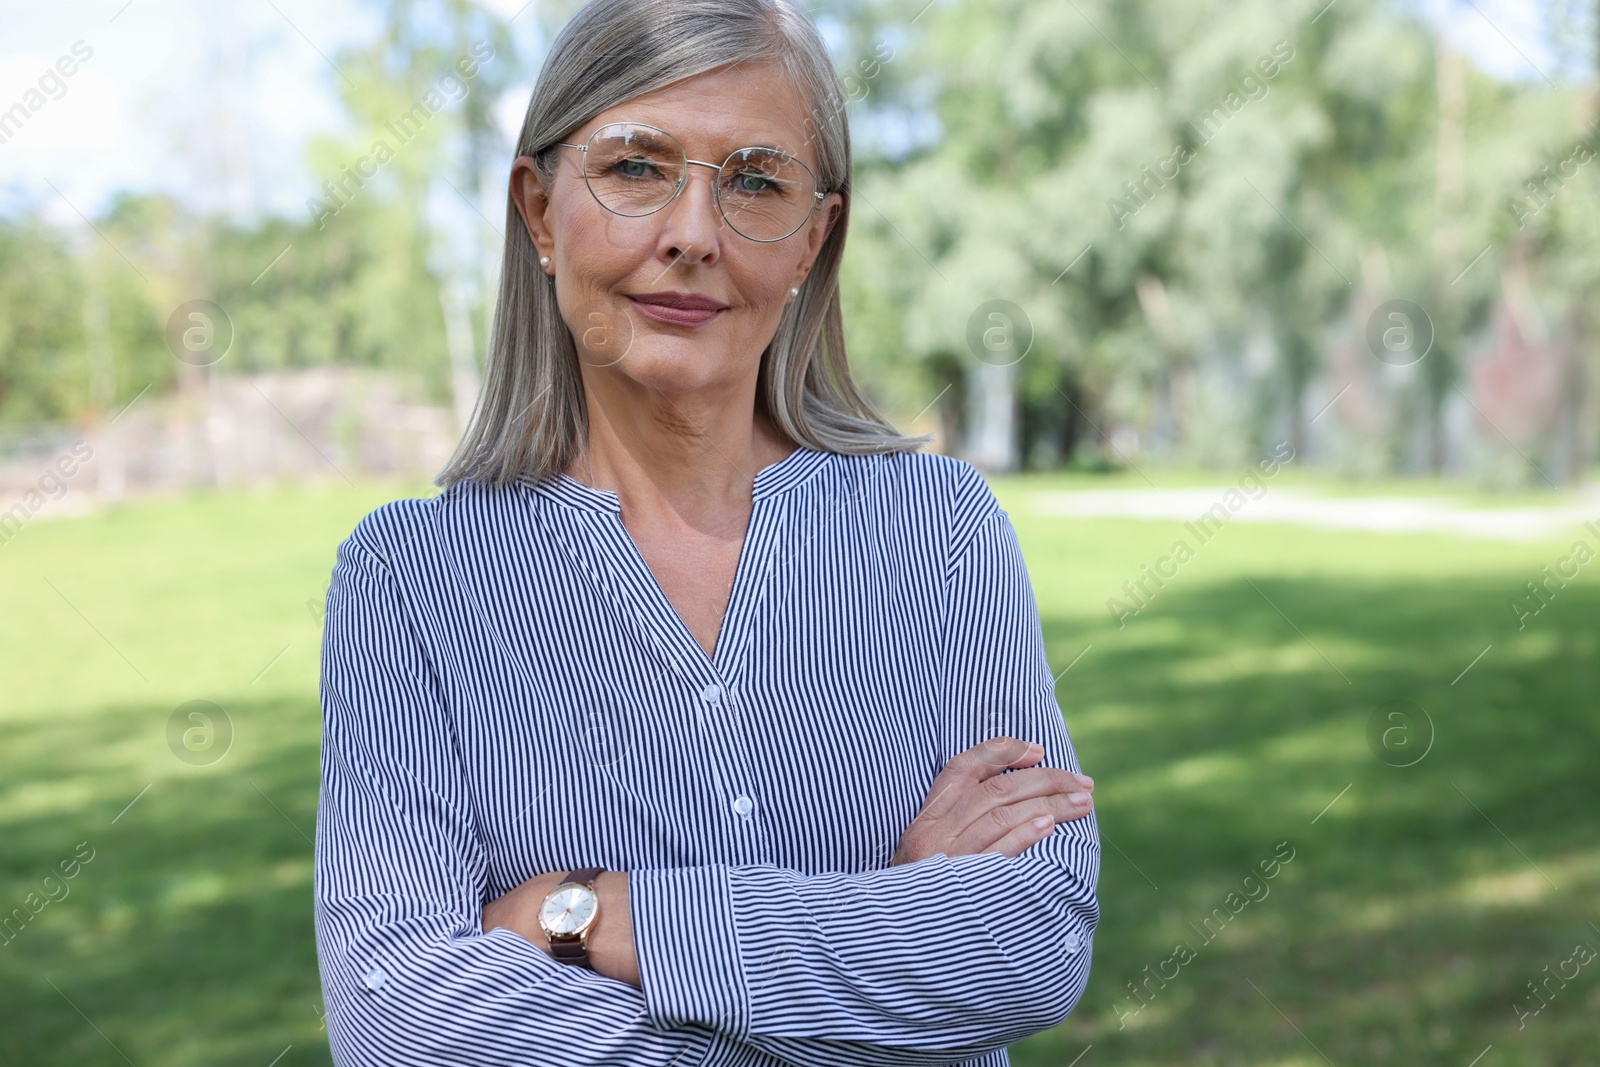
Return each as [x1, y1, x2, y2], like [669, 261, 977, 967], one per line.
[575, 60, 820, 165]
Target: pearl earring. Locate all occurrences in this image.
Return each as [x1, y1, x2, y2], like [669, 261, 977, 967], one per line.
[540, 256, 551, 269]
[789, 287, 799, 298]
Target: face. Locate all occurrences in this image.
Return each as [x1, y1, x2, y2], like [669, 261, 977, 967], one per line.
[510, 61, 843, 409]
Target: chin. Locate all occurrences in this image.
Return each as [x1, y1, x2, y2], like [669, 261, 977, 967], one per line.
[614, 343, 728, 393]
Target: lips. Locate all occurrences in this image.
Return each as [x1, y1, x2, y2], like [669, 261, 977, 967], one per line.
[626, 291, 728, 328]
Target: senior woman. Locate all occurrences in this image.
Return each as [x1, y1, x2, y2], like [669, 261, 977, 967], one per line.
[313, 0, 1099, 1063]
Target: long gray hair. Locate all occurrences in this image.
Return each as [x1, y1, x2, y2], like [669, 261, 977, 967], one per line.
[435, 0, 932, 489]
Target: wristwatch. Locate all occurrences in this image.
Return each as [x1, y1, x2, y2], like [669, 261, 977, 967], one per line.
[538, 866, 605, 968]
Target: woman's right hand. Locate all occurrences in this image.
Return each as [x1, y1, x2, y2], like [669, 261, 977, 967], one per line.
[890, 736, 1094, 865]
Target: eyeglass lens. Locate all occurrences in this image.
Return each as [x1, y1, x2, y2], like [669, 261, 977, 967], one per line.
[578, 122, 818, 241]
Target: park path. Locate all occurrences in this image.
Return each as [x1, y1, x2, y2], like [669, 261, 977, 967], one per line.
[1025, 486, 1600, 542]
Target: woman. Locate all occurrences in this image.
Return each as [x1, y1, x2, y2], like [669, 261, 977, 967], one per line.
[314, 0, 1099, 1063]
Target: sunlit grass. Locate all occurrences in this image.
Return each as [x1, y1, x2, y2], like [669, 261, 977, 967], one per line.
[0, 473, 1594, 1066]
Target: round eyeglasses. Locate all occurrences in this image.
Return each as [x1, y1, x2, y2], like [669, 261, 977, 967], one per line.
[553, 122, 828, 243]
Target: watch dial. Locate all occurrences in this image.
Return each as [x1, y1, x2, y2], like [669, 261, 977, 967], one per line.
[569, 889, 597, 928]
[540, 885, 597, 935]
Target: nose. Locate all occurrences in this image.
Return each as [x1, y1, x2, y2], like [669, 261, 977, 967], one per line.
[653, 162, 724, 268]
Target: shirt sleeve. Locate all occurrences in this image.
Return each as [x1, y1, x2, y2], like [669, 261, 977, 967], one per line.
[626, 468, 1101, 1066]
[314, 526, 722, 1067]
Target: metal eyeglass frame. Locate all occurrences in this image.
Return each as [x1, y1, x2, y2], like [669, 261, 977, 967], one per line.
[553, 121, 828, 243]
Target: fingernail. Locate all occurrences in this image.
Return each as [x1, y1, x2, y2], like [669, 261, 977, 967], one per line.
[1079, 775, 1094, 788]
[1032, 816, 1052, 830]
[1068, 792, 1090, 806]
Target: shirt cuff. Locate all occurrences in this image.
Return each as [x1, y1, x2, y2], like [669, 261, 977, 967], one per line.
[629, 863, 750, 1039]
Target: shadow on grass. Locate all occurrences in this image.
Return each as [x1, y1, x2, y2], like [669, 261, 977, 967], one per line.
[1, 573, 1595, 1067]
[0, 695, 330, 1067]
[1020, 575, 1600, 1067]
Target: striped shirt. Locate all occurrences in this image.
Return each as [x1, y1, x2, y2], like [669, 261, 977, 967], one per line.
[314, 444, 1100, 1066]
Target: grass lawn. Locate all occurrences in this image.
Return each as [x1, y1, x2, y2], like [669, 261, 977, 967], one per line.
[0, 475, 1594, 1066]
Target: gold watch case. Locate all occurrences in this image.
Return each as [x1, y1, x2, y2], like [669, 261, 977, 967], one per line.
[537, 879, 601, 939]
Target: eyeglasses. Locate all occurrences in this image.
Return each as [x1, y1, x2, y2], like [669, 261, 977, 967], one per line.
[553, 121, 828, 243]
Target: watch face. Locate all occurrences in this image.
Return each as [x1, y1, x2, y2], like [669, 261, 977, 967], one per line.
[539, 884, 598, 936]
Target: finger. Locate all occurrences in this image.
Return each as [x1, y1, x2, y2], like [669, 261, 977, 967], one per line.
[917, 737, 1042, 822]
[954, 791, 1094, 856]
[963, 768, 1092, 834]
[978, 812, 1057, 859]
[1054, 789, 1094, 822]
[1017, 771, 1094, 796]
[976, 741, 1091, 794]
[935, 750, 1069, 842]
[979, 739, 1094, 796]
[1002, 752, 1094, 794]
[949, 794, 1054, 856]
[963, 736, 1045, 783]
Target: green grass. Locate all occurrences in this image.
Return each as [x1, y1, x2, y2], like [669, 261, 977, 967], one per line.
[1, 476, 1595, 1065]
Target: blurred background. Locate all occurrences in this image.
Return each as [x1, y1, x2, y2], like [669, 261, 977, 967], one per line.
[1, 0, 1595, 1064]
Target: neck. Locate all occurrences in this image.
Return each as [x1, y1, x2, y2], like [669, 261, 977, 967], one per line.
[564, 373, 796, 521]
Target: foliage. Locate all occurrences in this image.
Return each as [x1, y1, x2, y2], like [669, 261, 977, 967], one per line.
[1, 0, 1598, 483]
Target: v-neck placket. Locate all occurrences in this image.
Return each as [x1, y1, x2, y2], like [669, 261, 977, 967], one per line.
[538, 449, 822, 677]
[525, 446, 830, 864]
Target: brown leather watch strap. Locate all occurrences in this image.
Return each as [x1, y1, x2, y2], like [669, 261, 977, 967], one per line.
[549, 867, 605, 969]
[562, 866, 604, 889]
[549, 940, 592, 967]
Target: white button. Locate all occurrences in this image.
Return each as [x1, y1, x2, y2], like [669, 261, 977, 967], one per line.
[363, 966, 388, 990]
[732, 794, 754, 816]
[700, 683, 721, 704]
[1063, 933, 1082, 955]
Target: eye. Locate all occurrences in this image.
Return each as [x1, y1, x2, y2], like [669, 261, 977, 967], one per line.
[728, 170, 775, 195]
[614, 157, 657, 179]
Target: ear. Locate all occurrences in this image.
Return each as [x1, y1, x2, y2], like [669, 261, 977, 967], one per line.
[510, 154, 557, 269]
[789, 191, 843, 290]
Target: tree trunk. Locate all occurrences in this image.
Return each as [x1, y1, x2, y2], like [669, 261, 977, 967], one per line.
[1432, 1, 1466, 474]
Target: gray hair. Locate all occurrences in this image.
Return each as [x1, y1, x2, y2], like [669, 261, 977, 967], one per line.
[435, 0, 932, 489]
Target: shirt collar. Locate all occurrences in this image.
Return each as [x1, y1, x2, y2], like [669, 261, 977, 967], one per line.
[523, 444, 829, 514]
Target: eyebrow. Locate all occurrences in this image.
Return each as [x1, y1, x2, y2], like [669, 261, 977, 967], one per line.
[613, 128, 677, 151]
[716, 142, 794, 159]
[689, 135, 797, 161]
[626, 122, 800, 159]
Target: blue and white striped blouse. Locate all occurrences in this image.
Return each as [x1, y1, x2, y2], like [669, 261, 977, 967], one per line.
[314, 444, 1100, 1066]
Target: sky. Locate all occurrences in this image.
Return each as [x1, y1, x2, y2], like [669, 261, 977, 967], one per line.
[0, 0, 543, 226]
[0, 0, 1585, 231]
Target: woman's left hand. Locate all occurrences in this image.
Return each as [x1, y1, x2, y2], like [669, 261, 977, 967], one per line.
[482, 869, 641, 988]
